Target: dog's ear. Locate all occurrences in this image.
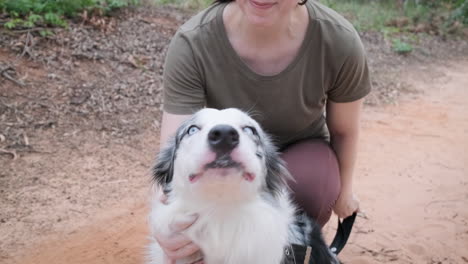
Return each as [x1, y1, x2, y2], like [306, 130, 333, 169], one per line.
[263, 137, 292, 196]
[152, 136, 177, 193]
[152, 119, 192, 193]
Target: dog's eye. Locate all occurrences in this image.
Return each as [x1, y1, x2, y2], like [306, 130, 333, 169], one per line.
[187, 125, 200, 136]
[242, 126, 256, 136]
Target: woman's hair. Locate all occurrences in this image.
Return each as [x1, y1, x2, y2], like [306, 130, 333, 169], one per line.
[214, 0, 308, 6]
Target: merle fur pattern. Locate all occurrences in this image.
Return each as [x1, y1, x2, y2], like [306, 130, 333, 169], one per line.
[151, 114, 339, 264]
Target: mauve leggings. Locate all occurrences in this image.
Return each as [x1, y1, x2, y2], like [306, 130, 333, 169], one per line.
[280, 139, 341, 227]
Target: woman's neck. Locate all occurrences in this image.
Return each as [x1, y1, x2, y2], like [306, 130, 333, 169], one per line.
[224, 3, 308, 48]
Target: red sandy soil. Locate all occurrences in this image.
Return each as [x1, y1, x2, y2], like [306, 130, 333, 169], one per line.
[2, 60, 468, 264]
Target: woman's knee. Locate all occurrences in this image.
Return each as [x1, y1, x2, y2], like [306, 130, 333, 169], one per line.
[280, 139, 341, 226]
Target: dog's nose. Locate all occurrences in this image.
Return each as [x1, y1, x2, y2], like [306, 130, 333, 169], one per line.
[208, 125, 239, 154]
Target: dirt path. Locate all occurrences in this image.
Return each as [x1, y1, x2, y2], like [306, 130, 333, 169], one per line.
[340, 60, 468, 264]
[4, 60, 468, 264]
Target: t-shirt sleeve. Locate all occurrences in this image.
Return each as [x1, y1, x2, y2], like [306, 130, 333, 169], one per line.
[327, 33, 372, 103]
[162, 32, 205, 114]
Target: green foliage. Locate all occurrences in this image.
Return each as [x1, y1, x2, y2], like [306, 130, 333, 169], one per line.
[44, 12, 67, 27]
[381, 26, 401, 39]
[1, 0, 140, 30]
[319, 0, 467, 54]
[39, 29, 54, 37]
[449, 0, 468, 24]
[28, 13, 43, 24]
[414, 0, 465, 9]
[107, 0, 139, 9]
[322, 0, 421, 32]
[4, 19, 22, 29]
[392, 38, 413, 54]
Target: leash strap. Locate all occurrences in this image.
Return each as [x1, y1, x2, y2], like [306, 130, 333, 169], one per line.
[283, 244, 312, 264]
[329, 212, 357, 255]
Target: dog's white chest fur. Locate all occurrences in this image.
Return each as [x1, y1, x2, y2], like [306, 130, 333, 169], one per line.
[148, 109, 313, 264]
[148, 191, 295, 264]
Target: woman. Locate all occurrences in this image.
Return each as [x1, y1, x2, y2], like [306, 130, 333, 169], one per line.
[154, 0, 371, 262]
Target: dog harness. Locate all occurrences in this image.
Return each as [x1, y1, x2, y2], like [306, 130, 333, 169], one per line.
[282, 213, 357, 264]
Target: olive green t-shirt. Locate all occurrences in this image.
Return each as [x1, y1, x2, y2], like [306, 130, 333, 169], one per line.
[162, 1, 371, 147]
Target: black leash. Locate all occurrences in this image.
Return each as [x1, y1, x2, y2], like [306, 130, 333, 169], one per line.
[329, 212, 357, 255]
[283, 213, 357, 264]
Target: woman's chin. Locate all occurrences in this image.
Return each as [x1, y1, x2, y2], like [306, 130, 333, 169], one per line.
[244, 13, 278, 28]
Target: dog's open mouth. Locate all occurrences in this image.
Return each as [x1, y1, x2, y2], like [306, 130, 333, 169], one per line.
[205, 154, 241, 169]
[188, 155, 255, 183]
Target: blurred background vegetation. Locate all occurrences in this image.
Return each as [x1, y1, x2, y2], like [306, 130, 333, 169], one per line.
[0, 0, 138, 30]
[0, 0, 467, 52]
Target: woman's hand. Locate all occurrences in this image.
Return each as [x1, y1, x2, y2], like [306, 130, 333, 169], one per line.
[155, 215, 202, 263]
[153, 186, 203, 264]
[333, 189, 360, 219]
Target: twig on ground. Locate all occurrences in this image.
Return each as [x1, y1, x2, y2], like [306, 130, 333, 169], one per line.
[0, 27, 49, 37]
[23, 133, 30, 146]
[0, 65, 25, 87]
[0, 148, 18, 160]
[355, 244, 401, 258]
[357, 211, 369, 219]
[18, 30, 39, 59]
[103, 179, 129, 185]
[12, 27, 49, 34]
[70, 209, 90, 217]
[424, 199, 461, 213]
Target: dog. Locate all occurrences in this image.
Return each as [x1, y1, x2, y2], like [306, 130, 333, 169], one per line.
[148, 108, 339, 264]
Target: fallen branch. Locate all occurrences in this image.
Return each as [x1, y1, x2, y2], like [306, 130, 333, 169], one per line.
[0, 65, 25, 87]
[11, 27, 49, 34]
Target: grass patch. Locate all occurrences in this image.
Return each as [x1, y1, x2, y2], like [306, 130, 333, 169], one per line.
[321, 0, 432, 32]
[392, 38, 413, 54]
[0, 0, 140, 29]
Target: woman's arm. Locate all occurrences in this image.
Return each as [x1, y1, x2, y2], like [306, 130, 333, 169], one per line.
[156, 19, 205, 264]
[326, 98, 364, 218]
[159, 111, 192, 147]
[156, 111, 202, 264]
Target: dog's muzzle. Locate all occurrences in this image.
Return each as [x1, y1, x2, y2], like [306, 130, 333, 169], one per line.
[208, 125, 239, 155]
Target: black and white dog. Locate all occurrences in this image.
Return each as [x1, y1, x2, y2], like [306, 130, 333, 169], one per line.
[148, 108, 339, 264]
